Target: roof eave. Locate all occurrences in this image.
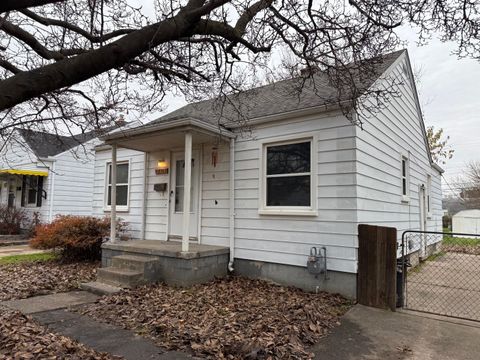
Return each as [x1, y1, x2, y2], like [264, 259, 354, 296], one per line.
[102, 117, 235, 142]
[432, 163, 445, 174]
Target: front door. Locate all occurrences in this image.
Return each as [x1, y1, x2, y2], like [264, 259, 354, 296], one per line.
[169, 150, 199, 239]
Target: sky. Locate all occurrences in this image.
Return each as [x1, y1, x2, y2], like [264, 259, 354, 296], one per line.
[398, 29, 480, 193]
[131, 1, 480, 195]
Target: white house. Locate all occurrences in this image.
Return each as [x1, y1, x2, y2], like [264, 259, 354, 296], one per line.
[0, 128, 111, 223]
[91, 50, 443, 298]
[452, 210, 480, 237]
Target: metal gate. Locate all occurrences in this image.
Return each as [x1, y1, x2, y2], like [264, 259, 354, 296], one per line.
[401, 230, 480, 321]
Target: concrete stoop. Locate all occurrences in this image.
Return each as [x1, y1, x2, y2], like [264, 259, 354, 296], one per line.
[82, 241, 230, 295]
[82, 254, 157, 295]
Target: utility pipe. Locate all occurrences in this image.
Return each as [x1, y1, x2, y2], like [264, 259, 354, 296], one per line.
[228, 137, 235, 272]
[140, 152, 149, 240]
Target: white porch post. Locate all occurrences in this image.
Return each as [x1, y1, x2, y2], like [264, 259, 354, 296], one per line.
[182, 131, 193, 252]
[110, 143, 117, 243]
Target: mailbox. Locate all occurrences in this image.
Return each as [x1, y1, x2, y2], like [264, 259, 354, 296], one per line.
[153, 183, 167, 192]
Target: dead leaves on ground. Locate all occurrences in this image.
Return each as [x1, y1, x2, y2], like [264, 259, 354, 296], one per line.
[78, 277, 350, 359]
[0, 306, 120, 360]
[0, 260, 97, 301]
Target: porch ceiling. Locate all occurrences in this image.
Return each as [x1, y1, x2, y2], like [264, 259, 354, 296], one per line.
[103, 118, 235, 153]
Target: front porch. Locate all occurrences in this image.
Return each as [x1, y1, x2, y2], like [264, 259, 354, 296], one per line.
[97, 240, 229, 289]
[85, 117, 235, 292]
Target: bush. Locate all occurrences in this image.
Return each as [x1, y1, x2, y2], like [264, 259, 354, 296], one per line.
[0, 206, 29, 235]
[30, 215, 128, 261]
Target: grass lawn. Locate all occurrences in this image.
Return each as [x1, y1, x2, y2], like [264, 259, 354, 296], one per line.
[0, 252, 57, 265]
[441, 228, 480, 255]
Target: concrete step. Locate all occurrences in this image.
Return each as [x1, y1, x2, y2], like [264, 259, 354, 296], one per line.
[111, 254, 158, 272]
[80, 281, 122, 296]
[97, 267, 144, 288]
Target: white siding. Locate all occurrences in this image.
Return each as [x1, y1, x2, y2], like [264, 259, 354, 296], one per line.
[144, 151, 170, 240]
[49, 140, 98, 218]
[92, 147, 146, 239]
[201, 143, 230, 247]
[232, 112, 359, 273]
[355, 54, 443, 240]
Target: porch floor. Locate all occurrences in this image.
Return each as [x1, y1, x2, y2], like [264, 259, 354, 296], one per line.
[102, 240, 229, 259]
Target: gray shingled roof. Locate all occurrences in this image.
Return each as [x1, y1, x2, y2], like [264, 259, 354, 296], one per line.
[18, 126, 120, 158]
[150, 50, 404, 129]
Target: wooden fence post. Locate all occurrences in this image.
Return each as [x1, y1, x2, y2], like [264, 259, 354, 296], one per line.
[357, 224, 397, 311]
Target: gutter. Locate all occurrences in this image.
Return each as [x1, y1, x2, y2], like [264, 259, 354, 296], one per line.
[228, 137, 236, 272]
[432, 163, 444, 174]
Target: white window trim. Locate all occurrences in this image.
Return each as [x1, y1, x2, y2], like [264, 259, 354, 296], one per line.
[104, 160, 130, 212]
[426, 174, 432, 218]
[400, 153, 410, 203]
[258, 134, 317, 216]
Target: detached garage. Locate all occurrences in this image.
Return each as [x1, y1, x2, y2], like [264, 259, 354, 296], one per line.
[452, 210, 480, 237]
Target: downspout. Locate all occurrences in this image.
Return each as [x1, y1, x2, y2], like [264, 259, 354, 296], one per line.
[48, 161, 56, 222]
[140, 152, 149, 239]
[228, 137, 235, 272]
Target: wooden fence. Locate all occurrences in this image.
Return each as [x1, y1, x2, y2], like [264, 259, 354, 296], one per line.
[357, 224, 397, 311]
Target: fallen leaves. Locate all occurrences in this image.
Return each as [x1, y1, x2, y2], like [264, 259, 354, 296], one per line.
[77, 277, 351, 359]
[0, 306, 121, 360]
[0, 260, 98, 301]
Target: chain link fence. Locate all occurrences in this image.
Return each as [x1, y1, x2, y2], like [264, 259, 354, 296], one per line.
[401, 230, 480, 322]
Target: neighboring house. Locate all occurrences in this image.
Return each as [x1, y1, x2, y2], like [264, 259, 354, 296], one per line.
[92, 50, 443, 298]
[452, 210, 480, 237]
[0, 128, 109, 222]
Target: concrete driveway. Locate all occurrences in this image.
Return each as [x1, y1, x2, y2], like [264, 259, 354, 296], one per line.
[406, 252, 480, 321]
[312, 305, 480, 360]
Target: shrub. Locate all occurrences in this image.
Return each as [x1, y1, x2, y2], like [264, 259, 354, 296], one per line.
[30, 215, 128, 261]
[0, 206, 29, 235]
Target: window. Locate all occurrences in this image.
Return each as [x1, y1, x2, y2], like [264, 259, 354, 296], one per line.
[427, 174, 432, 217]
[26, 177, 38, 205]
[105, 162, 129, 209]
[260, 138, 316, 215]
[401, 155, 410, 202]
[21, 175, 43, 207]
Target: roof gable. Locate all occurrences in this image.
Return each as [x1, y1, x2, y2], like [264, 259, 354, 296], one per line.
[17, 125, 122, 158]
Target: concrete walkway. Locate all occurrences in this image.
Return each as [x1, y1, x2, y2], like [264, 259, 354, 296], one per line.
[1, 291, 197, 360]
[312, 305, 480, 360]
[0, 245, 47, 258]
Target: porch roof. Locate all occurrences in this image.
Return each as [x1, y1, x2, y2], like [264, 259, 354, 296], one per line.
[0, 169, 48, 177]
[102, 117, 235, 152]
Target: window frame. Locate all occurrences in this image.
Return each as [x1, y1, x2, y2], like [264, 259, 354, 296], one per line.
[104, 160, 130, 212]
[400, 154, 410, 203]
[259, 135, 317, 216]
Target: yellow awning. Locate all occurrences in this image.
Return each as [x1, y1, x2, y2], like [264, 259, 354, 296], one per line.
[0, 169, 48, 176]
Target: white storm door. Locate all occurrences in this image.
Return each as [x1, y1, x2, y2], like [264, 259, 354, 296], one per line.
[169, 150, 199, 238]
